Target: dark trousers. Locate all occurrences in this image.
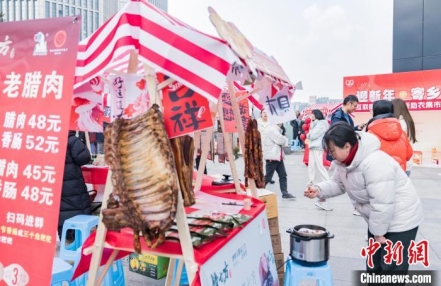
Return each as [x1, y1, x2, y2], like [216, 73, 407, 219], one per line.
[264, 160, 288, 195]
[367, 227, 418, 285]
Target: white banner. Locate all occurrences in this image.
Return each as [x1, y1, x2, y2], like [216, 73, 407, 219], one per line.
[108, 74, 150, 120]
[260, 86, 296, 125]
[199, 211, 280, 286]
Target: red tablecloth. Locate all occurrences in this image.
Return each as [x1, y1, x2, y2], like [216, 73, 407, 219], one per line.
[73, 190, 264, 286]
[81, 166, 245, 192]
[81, 165, 108, 185]
[192, 172, 246, 192]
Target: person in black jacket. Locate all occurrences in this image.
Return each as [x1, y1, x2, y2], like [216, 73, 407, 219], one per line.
[290, 110, 301, 141]
[58, 131, 92, 237]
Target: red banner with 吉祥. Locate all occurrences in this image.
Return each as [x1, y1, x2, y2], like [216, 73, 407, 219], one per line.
[343, 69, 441, 112]
[221, 91, 250, 133]
[158, 74, 213, 138]
[0, 17, 80, 285]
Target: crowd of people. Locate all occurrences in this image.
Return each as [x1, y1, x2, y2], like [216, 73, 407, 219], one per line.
[254, 94, 422, 279]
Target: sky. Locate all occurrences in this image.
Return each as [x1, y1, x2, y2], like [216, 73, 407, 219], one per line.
[168, 0, 393, 102]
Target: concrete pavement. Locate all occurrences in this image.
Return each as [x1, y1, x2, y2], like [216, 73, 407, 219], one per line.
[123, 151, 441, 285]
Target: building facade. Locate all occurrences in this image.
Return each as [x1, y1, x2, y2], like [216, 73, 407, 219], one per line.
[0, 0, 118, 40]
[393, 0, 441, 72]
[148, 0, 167, 11]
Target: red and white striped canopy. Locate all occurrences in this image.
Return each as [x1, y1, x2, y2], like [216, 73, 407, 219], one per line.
[74, 0, 241, 103]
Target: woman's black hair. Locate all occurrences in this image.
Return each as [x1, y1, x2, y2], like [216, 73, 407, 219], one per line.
[322, 122, 358, 150]
[311, 109, 325, 120]
[372, 100, 394, 117]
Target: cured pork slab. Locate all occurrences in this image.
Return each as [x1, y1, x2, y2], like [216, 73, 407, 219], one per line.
[102, 104, 178, 252]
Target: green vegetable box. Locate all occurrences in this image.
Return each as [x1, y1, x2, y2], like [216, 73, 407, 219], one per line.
[129, 253, 170, 280]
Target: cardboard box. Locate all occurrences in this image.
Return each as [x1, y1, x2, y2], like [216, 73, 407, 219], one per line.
[274, 253, 285, 273]
[128, 253, 170, 280]
[271, 233, 282, 254]
[257, 189, 279, 219]
[268, 217, 280, 236]
[278, 272, 284, 286]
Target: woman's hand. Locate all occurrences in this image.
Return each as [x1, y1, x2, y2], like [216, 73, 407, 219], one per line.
[374, 235, 387, 244]
[304, 186, 319, 199]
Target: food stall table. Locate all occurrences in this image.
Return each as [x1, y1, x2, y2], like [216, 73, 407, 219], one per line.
[72, 190, 280, 286]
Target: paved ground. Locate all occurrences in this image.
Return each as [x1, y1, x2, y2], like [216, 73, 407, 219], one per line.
[122, 151, 441, 285]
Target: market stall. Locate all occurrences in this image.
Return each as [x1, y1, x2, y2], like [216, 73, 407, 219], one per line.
[67, 1, 298, 285]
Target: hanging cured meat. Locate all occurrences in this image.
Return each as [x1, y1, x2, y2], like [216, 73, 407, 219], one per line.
[170, 135, 196, 207]
[102, 104, 178, 252]
[244, 119, 265, 188]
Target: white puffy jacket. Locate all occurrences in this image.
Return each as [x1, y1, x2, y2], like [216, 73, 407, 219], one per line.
[263, 125, 289, 161]
[315, 132, 423, 236]
[307, 119, 329, 150]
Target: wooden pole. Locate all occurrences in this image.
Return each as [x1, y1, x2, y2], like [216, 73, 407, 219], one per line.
[217, 104, 242, 193]
[193, 127, 214, 193]
[227, 81, 258, 197]
[87, 50, 139, 286]
[96, 249, 119, 285]
[145, 69, 197, 284]
[86, 169, 113, 286]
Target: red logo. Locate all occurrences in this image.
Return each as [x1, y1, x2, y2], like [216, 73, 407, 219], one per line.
[408, 239, 430, 267]
[361, 238, 381, 269]
[361, 239, 430, 268]
[54, 30, 67, 48]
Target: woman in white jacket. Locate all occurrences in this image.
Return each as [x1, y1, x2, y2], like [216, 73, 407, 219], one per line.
[304, 122, 423, 274]
[306, 110, 332, 211]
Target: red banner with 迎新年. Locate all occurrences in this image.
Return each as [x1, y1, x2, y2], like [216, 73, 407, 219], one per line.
[343, 69, 441, 112]
[0, 17, 80, 286]
[343, 69, 441, 167]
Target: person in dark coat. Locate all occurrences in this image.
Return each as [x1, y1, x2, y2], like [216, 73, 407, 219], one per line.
[327, 95, 366, 161]
[290, 110, 301, 141]
[58, 131, 92, 237]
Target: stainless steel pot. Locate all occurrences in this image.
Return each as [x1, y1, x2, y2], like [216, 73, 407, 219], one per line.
[286, 224, 335, 264]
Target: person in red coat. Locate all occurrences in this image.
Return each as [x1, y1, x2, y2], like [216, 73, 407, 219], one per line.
[366, 100, 413, 171]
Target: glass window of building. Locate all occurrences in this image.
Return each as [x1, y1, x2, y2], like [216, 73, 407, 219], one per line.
[83, 0, 87, 8]
[82, 10, 87, 38]
[65, 5, 69, 16]
[45, 1, 51, 18]
[95, 0, 99, 10]
[52, 3, 57, 17]
[88, 10, 93, 34]
[84, 10, 88, 34]
[71, 7, 76, 16]
[58, 4, 63, 17]
[95, 12, 99, 30]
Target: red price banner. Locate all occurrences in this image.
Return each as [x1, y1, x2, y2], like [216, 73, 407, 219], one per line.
[0, 17, 80, 285]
